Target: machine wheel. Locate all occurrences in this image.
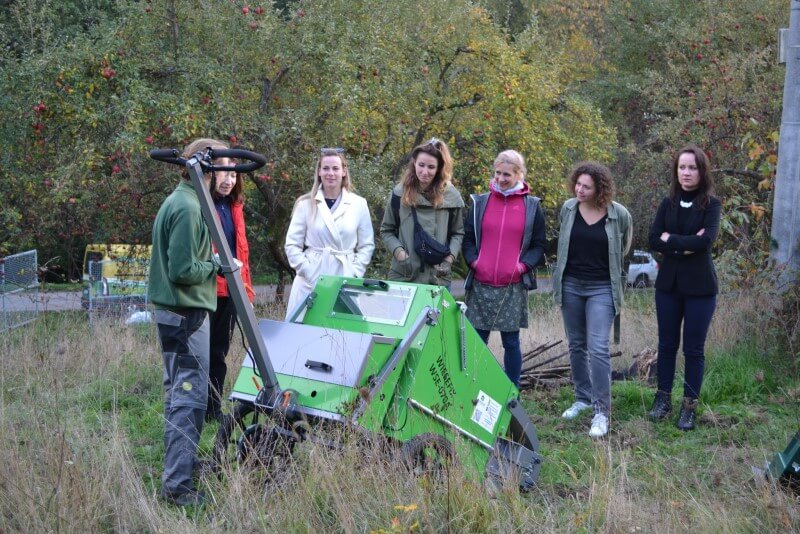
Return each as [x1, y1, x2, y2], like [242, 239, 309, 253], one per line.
[214, 402, 297, 478]
[237, 424, 295, 470]
[634, 274, 649, 289]
[213, 402, 256, 469]
[401, 433, 456, 477]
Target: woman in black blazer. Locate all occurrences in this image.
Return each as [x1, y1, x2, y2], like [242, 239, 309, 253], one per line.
[647, 144, 721, 430]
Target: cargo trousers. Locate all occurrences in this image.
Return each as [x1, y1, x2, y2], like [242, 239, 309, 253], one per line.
[155, 308, 209, 498]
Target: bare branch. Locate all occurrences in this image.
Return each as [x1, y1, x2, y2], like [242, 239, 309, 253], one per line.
[715, 168, 765, 180]
[259, 67, 289, 114]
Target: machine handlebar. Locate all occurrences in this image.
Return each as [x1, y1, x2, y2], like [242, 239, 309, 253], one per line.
[149, 147, 267, 172]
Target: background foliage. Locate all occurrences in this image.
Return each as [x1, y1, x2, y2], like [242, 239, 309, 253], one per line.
[0, 0, 615, 278]
[0, 0, 788, 286]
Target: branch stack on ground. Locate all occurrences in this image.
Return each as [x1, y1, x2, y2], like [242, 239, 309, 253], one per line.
[517, 340, 660, 390]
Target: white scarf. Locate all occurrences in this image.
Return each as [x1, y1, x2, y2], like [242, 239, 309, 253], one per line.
[492, 180, 525, 196]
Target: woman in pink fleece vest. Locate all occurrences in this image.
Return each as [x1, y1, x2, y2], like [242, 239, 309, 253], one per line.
[462, 150, 547, 387]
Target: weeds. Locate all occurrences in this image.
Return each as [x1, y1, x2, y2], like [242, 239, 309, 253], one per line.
[0, 292, 798, 532]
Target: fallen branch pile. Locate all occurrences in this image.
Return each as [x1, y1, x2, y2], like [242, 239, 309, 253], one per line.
[519, 341, 657, 390]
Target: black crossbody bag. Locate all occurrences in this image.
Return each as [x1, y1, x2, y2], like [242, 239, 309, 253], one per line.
[410, 207, 451, 267]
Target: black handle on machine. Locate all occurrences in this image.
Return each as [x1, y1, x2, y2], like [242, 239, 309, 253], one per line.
[305, 360, 332, 372]
[362, 279, 389, 290]
[149, 147, 267, 172]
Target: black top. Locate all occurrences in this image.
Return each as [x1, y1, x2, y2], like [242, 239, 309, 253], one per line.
[648, 195, 722, 296]
[564, 210, 610, 281]
[214, 197, 237, 259]
[678, 189, 700, 235]
[324, 198, 336, 209]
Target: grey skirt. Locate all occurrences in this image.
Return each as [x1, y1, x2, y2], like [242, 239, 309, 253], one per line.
[465, 280, 528, 331]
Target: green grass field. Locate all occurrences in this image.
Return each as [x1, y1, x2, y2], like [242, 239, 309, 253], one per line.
[0, 292, 797, 532]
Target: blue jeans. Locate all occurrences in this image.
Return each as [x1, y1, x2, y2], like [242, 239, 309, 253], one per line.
[560, 276, 615, 415]
[476, 328, 522, 387]
[655, 289, 716, 399]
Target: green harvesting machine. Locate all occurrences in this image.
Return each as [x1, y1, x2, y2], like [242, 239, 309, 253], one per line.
[150, 146, 542, 489]
[222, 276, 542, 488]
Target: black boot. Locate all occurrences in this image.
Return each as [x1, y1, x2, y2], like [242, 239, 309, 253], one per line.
[676, 397, 698, 431]
[648, 390, 672, 420]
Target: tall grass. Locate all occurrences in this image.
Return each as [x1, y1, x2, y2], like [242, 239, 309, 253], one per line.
[0, 292, 798, 532]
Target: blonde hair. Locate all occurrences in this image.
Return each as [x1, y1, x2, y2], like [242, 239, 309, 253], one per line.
[296, 148, 353, 216]
[494, 149, 527, 180]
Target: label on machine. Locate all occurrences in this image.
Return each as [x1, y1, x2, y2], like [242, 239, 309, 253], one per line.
[471, 390, 501, 433]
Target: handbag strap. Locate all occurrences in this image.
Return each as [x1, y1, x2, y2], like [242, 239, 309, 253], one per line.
[409, 207, 424, 272]
[410, 206, 421, 228]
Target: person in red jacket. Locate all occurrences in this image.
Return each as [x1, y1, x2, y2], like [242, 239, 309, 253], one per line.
[462, 150, 547, 387]
[207, 166, 255, 421]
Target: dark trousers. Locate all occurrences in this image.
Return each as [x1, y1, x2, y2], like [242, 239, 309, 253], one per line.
[208, 296, 237, 415]
[155, 308, 209, 496]
[476, 328, 522, 387]
[655, 289, 716, 399]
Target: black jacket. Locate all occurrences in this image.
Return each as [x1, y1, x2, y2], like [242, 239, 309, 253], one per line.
[648, 196, 721, 296]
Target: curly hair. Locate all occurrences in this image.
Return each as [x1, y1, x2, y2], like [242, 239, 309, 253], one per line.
[567, 161, 616, 208]
[400, 138, 453, 208]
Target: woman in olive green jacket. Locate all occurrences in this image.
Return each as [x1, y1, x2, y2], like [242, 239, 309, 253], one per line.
[380, 138, 465, 286]
[553, 162, 632, 439]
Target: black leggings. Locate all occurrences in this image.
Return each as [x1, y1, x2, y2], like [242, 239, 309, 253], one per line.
[208, 296, 237, 414]
[655, 289, 716, 399]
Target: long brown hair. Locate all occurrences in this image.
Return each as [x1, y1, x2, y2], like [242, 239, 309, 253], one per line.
[670, 144, 715, 208]
[400, 138, 453, 208]
[211, 171, 245, 204]
[217, 143, 250, 204]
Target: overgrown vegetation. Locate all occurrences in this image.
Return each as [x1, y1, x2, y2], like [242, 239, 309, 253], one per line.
[1, 1, 797, 528]
[0, 0, 614, 279]
[1, 293, 797, 531]
[1, 0, 787, 284]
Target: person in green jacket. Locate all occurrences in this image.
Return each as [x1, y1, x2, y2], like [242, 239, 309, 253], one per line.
[380, 138, 465, 286]
[148, 137, 234, 507]
[552, 161, 632, 439]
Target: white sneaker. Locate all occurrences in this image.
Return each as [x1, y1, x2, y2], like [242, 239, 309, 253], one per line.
[561, 401, 592, 420]
[589, 413, 609, 438]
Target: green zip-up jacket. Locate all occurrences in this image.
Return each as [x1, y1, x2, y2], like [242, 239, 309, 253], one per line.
[380, 183, 465, 286]
[552, 198, 632, 315]
[148, 181, 217, 312]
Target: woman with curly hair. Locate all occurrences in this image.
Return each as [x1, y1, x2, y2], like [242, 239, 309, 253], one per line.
[380, 138, 465, 286]
[553, 162, 632, 438]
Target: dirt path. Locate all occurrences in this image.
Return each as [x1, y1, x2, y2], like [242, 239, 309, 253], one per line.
[3, 278, 552, 312]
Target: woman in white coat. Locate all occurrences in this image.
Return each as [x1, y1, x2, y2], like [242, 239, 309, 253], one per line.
[285, 148, 375, 318]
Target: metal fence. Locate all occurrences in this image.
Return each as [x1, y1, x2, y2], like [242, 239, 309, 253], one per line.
[84, 259, 150, 325]
[1, 249, 39, 332]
